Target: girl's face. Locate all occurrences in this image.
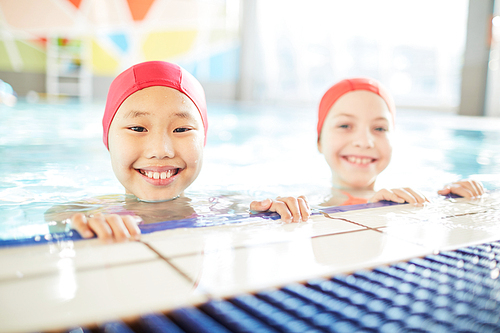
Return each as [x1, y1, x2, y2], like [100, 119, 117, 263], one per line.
[108, 86, 204, 202]
[318, 90, 393, 190]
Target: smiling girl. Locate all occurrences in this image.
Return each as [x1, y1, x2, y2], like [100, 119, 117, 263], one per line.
[70, 61, 310, 240]
[317, 78, 485, 206]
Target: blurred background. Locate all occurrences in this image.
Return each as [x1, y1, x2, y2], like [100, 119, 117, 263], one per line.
[0, 0, 499, 116]
[1, 0, 500, 240]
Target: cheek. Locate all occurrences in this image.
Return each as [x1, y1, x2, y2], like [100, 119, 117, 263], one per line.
[109, 137, 138, 170]
[109, 148, 128, 175]
[183, 136, 204, 167]
[320, 136, 341, 158]
[379, 136, 393, 159]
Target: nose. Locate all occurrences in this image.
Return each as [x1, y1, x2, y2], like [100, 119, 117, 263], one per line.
[352, 128, 375, 149]
[145, 131, 175, 159]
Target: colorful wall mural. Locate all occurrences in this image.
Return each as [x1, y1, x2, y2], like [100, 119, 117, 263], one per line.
[0, 0, 240, 83]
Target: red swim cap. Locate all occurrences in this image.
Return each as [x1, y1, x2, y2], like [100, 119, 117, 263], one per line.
[102, 61, 208, 149]
[317, 78, 395, 139]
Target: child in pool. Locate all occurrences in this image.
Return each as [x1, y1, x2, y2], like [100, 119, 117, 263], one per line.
[70, 61, 310, 239]
[316, 77, 485, 206]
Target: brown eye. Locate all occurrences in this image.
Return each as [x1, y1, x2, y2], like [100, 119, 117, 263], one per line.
[129, 126, 147, 132]
[173, 127, 190, 133]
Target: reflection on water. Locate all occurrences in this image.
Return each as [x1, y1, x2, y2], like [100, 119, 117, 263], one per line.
[43, 192, 261, 234]
[1, 102, 500, 240]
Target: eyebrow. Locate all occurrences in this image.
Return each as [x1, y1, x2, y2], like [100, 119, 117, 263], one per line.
[123, 110, 196, 120]
[172, 111, 195, 120]
[123, 110, 151, 119]
[333, 113, 356, 118]
[333, 113, 389, 122]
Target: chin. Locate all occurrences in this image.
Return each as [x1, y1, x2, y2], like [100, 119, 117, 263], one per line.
[129, 189, 183, 203]
[343, 177, 376, 190]
[137, 196, 180, 203]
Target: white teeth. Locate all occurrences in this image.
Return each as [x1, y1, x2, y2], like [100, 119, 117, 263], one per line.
[142, 169, 176, 179]
[346, 157, 373, 165]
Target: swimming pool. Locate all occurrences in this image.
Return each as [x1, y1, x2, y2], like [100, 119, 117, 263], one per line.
[1, 101, 499, 241]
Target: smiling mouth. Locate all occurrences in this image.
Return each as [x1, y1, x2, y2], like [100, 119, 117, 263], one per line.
[138, 169, 180, 180]
[343, 156, 377, 165]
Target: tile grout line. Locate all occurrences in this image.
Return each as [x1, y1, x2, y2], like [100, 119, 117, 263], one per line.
[324, 203, 494, 232]
[2, 204, 489, 286]
[144, 226, 373, 261]
[141, 241, 194, 283]
[318, 204, 498, 249]
[321, 213, 386, 234]
[141, 241, 215, 299]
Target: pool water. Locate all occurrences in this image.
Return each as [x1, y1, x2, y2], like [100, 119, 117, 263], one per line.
[1, 101, 499, 240]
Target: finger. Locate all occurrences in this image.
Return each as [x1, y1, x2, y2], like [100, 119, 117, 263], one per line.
[298, 195, 310, 210]
[468, 180, 485, 197]
[71, 213, 94, 238]
[368, 189, 385, 203]
[271, 201, 293, 222]
[368, 190, 385, 203]
[449, 185, 474, 199]
[457, 180, 478, 196]
[122, 215, 141, 240]
[88, 213, 113, 240]
[276, 197, 302, 222]
[455, 180, 483, 197]
[402, 188, 428, 204]
[391, 188, 418, 204]
[368, 191, 383, 203]
[369, 189, 405, 203]
[298, 197, 311, 221]
[105, 214, 131, 241]
[250, 199, 273, 212]
[437, 186, 452, 196]
[475, 181, 486, 195]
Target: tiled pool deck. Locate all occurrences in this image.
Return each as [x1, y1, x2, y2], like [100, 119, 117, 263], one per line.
[1, 192, 499, 332]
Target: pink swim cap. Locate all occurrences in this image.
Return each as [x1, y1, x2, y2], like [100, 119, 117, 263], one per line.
[103, 61, 208, 149]
[317, 77, 395, 139]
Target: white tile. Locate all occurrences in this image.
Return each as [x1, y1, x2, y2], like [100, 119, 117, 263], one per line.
[466, 190, 500, 209]
[143, 214, 363, 258]
[325, 199, 489, 229]
[0, 259, 206, 333]
[324, 204, 423, 228]
[170, 229, 428, 298]
[379, 209, 500, 252]
[0, 239, 158, 280]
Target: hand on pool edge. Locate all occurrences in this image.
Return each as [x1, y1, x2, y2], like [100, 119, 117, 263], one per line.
[71, 213, 141, 241]
[250, 196, 311, 223]
[438, 179, 485, 199]
[369, 188, 429, 205]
